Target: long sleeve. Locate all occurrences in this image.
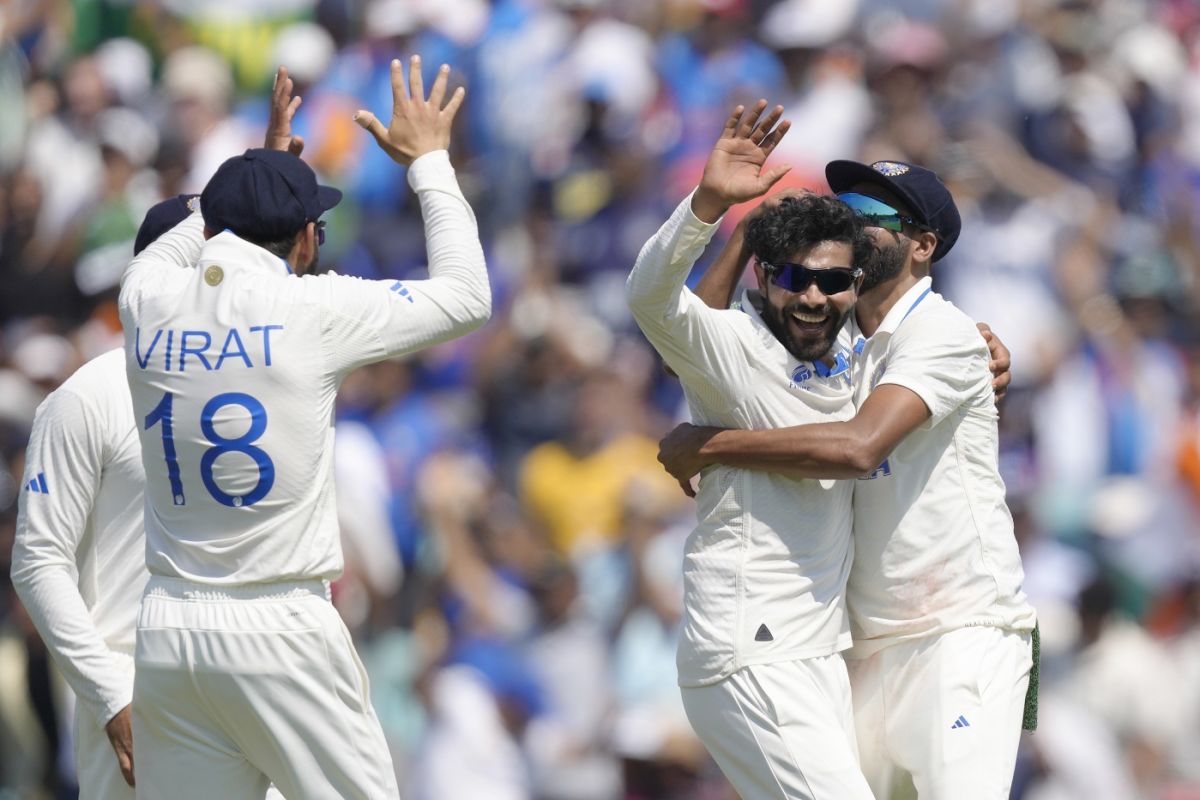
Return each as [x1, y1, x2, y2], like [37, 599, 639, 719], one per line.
[11, 389, 133, 727]
[317, 150, 492, 373]
[625, 191, 750, 386]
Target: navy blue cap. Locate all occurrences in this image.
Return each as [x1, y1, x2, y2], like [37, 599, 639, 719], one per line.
[134, 194, 197, 255]
[200, 148, 341, 243]
[826, 159, 961, 262]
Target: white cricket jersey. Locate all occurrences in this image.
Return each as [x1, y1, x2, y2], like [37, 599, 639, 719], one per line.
[846, 277, 1036, 658]
[11, 348, 148, 726]
[117, 150, 490, 585]
[627, 194, 856, 688]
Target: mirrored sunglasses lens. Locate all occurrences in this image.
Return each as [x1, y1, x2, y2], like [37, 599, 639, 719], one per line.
[838, 192, 903, 231]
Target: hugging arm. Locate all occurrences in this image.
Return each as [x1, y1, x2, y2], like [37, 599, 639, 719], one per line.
[659, 384, 931, 496]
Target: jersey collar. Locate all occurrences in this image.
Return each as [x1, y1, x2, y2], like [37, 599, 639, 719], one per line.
[199, 230, 295, 276]
[738, 288, 851, 378]
[855, 276, 933, 344]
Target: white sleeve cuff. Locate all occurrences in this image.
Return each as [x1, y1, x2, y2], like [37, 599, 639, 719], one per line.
[406, 150, 455, 191]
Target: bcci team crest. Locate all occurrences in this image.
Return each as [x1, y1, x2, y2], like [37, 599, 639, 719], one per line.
[872, 161, 910, 176]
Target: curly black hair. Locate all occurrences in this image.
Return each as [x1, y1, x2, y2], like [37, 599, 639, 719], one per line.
[745, 193, 872, 269]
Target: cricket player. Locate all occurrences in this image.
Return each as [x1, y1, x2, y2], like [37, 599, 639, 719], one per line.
[11, 343, 147, 800]
[9, 72, 311, 798]
[118, 56, 489, 799]
[659, 158, 1037, 799]
[626, 101, 874, 799]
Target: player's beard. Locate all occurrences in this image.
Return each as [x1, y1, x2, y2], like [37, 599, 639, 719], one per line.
[762, 297, 848, 364]
[860, 238, 907, 293]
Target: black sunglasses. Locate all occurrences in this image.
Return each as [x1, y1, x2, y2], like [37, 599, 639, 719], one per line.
[759, 260, 863, 295]
[315, 219, 326, 246]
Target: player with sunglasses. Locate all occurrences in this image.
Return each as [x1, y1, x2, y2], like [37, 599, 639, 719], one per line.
[659, 157, 1037, 799]
[627, 100, 877, 799]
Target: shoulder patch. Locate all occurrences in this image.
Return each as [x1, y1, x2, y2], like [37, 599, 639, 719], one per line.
[25, 472, 49, 494]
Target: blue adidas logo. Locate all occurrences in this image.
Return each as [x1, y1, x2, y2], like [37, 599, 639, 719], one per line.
[25, 472, 49, 494]
[389, 282, 415, 303]
[950, 715, 970, 730]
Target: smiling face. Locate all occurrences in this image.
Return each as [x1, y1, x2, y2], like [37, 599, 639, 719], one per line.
[756, 240, 861, 363]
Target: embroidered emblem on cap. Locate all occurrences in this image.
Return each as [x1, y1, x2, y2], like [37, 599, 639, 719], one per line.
[872, 161, 910, 176]
[204, 265, 224, 286]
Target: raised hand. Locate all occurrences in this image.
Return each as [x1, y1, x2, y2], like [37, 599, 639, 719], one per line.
[265, 66, 305, 156]
[692, 100, 792, 223]
[353, 55, 466, 166]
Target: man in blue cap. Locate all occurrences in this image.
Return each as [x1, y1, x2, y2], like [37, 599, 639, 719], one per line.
[118, 56, 489, 799]
[658, 152, 1036, 798]
[10, 68, 312, 797]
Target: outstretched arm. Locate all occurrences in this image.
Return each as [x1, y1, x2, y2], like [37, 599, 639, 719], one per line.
[658, 384, 930, 496]
[322, 56, 489, 372]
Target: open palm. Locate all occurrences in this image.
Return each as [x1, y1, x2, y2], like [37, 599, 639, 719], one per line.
[354, 55, 465, 166]
[699, 101, 792, 206]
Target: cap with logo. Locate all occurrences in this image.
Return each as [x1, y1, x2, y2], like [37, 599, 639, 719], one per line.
[826, 159, 961, 262]
[134, 194, 198, 255]
[200, 148, 342, 243]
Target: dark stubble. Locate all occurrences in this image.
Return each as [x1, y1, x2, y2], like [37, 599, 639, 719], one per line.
[860, 238, 907, 294]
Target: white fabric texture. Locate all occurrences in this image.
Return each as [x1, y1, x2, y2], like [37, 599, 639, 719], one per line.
[133, 578, 398, 800]
[680, 655, 874, 800]
[847, 277, 1036, 656]
[848, 626, 1032, 800]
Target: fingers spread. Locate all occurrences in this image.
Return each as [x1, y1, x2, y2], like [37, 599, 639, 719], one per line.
[389, 58, 406, 109]
[408, 54, 425, 104]
[444, 85, 466, 118]
[737, 99, 768, 138]
[760, 118, 790, 155]
[353, 110, 389, 148]
[429, 63, 450, 108]
[722, 104, 745, 138]
[760, 164, 792, 190]
[751, 104, 783, 143]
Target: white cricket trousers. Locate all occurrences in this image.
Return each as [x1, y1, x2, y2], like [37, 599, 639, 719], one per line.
[132, 576, 400, 800]
[680, 655, 875, 800]
[848, 626, 1033, 800]
[75, 652, 134, 800]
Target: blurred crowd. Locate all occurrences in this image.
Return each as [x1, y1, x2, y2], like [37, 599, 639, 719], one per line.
[1, 0, 1199, 797]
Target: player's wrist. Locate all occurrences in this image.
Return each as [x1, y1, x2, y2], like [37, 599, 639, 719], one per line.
[691, 188, 729, 224]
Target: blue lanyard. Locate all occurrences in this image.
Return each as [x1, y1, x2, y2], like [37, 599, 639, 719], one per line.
[899, 287, 932, 324]
[853, 286, 932, 354]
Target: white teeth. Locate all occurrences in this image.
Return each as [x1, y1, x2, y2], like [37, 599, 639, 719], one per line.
[792, 312, 827, 324]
